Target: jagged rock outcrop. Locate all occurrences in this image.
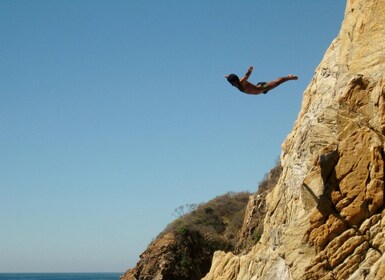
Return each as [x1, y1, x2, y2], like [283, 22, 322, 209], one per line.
[235, 162, 282, 253]
[120, 230, 214, 280]
[203, 0, 385, 279]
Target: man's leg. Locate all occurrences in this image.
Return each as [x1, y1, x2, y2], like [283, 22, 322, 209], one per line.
[265, 75, 298, 91]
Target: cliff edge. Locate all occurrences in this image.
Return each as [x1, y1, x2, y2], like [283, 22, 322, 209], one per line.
[203, 0, 385, 279]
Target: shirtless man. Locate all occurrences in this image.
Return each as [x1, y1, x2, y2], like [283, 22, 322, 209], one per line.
[225, 66, 298, 95]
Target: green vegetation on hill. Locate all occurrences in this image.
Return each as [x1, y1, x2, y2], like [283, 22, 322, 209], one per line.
[122, 160, 283, 280]
[162, 191, 251, 251]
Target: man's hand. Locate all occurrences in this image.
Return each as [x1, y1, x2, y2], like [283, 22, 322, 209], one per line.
[248, 66, 254, 72]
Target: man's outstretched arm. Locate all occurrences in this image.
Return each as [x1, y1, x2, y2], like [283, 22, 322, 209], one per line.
[243, 66, 253, 81]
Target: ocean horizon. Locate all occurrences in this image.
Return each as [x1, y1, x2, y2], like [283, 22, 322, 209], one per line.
[0, 273, 122, 280]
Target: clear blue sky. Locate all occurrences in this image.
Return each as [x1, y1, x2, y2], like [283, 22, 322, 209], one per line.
[1, 0, 346, 273]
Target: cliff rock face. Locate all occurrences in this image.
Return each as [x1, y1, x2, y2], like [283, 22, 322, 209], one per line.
[203, 0, 385, 279]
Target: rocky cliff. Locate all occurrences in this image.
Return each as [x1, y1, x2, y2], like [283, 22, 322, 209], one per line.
[203, 0, 385, 279]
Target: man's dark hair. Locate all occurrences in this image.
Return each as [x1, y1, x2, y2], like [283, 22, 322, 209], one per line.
[226, 74, 240, 86]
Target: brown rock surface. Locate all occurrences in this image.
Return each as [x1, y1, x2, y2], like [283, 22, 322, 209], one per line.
[120, 231, 214, 280]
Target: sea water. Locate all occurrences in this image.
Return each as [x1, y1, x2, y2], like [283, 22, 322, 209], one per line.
[0, 273, 122, 280]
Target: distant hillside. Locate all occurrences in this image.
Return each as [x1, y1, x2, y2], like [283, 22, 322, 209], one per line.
[120, 162, 282, 280]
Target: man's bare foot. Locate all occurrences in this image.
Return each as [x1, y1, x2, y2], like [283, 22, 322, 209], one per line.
[288, 74, 298, 80]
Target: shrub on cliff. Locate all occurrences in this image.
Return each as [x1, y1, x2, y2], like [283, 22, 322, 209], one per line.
[162, 191, 250, 250]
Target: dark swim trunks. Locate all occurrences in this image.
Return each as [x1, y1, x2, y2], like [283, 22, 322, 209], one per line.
[257, 82, 269, 94]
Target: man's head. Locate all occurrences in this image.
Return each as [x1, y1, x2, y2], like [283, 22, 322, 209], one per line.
[225, 74, 240, 87]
